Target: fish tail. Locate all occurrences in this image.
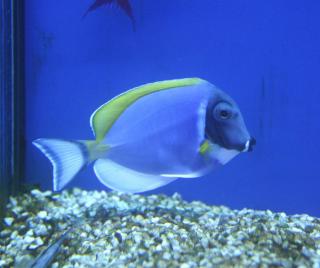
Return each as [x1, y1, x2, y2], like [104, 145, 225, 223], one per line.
[33, 138, 108, 191]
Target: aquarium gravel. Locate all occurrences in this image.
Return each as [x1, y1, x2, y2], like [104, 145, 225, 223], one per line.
[1, 189, 320, 267]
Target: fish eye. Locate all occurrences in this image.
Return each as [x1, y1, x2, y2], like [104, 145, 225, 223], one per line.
[213, 102, 233, 121]
[219, 110, 231, 120]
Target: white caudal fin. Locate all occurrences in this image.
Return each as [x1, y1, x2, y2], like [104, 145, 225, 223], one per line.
[33, 138, 89, 191]
[93, 159, 177, 193]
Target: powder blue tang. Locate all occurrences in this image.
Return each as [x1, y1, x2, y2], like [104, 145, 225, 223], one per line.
[33, 78, 254, 193]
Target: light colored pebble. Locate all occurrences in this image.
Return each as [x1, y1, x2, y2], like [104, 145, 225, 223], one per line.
[1, 188, 320, 268]
[4, 217, 14, 226]
[37, 210, 48, 219]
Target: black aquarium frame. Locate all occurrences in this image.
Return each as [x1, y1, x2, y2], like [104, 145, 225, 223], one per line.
[0, 0, 25, 218]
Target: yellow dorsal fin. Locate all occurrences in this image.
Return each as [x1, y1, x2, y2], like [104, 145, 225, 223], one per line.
[91, 78, 205, 141]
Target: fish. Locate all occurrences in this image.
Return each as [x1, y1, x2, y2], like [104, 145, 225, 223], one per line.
[33, 78, 255, 193]
[83, 0, 135, 30]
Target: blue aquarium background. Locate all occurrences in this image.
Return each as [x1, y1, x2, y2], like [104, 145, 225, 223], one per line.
[24, 0, 320, 217]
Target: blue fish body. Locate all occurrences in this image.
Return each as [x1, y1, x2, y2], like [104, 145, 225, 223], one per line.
[33, 78, 254, 193]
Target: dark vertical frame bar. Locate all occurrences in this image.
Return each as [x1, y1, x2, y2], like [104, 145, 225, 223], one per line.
[0, 0, 25, 219]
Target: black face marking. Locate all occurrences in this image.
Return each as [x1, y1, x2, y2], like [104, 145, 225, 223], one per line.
[205, 93, 251, 152]
[205, 99, 224, 146]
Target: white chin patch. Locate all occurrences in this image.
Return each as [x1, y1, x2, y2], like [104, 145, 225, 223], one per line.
[242, 140, 250, 152]
[210, 143, 240, 165]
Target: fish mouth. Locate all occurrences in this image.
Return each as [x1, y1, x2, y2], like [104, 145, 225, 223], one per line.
[242, 137, 256, 152]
